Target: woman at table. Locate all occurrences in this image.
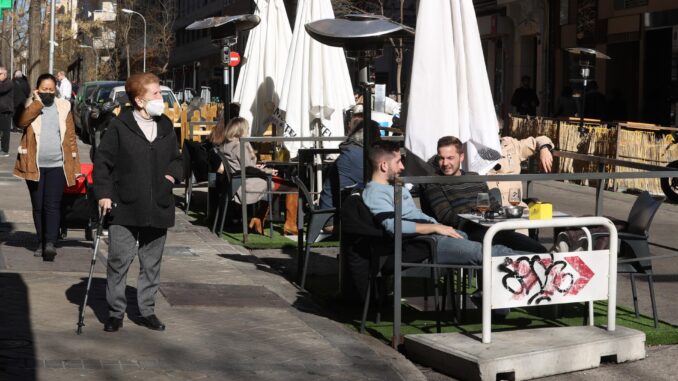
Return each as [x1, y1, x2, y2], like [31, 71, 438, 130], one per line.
[209, 116, 298, 235]
[14, 73, 81, 261]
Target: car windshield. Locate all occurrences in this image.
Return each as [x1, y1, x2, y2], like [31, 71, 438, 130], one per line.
[96, 88, 113, 102]
[162, 91, 176, 106]
[114, 92, 129, 104]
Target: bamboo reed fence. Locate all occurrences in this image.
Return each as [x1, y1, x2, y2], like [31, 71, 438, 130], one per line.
[508, 115, 678, 195]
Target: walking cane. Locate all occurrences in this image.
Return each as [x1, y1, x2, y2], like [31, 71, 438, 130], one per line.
[76, 210, 108, 335]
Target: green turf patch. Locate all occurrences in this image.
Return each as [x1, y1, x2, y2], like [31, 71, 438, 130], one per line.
[344, 300, 677, 346]
[220, 224, 340, 249]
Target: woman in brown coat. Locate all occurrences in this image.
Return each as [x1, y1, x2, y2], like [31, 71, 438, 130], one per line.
[13, 73, 81, 261]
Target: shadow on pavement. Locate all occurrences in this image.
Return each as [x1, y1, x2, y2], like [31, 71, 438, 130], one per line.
[0, 273, 36, 380]
[65, 278, 141, 325]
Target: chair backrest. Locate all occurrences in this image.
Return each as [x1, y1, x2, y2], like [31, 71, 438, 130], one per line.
[626, 191, 664, 236]
[183, 140, 210, 183]
[293, 176, 316, 212]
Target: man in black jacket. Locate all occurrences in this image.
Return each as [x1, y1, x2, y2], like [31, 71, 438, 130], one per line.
[12, 70, 31, 131]
[94, 73, 183, 333]
[0, 67, 13, 157]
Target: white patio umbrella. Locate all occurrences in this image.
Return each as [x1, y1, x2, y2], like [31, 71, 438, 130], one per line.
[405, 0, 501, 174]
[233, 0, 292, 136]
[277, 0, 355, 158]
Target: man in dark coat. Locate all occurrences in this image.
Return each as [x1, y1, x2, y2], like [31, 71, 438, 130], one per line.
[94, 73, 183, 333]
[511, 75, 539, 116]
[0, 67, 13, 156]
[12, 70, 31, 131]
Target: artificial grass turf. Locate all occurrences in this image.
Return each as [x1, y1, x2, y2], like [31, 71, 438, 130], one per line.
[347, 300, 678, 346]
[220, 223, 340, 249]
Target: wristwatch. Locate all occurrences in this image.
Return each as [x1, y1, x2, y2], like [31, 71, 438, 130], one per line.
[539, 144, 553, 152]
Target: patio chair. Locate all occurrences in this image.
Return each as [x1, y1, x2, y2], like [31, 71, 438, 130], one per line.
[293, 176, 336, 290]
[340, 190, 443, 334]
[589, 191, 664, 328]
[208, 147, 273, 237]
[183, 139, 211, 215]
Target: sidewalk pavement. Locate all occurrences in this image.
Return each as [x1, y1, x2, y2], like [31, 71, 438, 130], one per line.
[0, 130, 426, 381]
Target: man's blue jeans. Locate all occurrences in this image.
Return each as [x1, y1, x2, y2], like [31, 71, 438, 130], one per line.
[432, 231, 514, 266]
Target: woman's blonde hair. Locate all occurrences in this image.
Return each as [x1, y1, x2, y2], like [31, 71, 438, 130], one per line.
[209, 116, 249, 145]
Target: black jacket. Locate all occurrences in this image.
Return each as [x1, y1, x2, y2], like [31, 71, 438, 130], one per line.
[93, 107, 183, 228]
[13, 77, 30, 108]
[0, 79, 14, 113]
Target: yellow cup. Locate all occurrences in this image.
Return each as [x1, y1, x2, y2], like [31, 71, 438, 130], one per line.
[529, 202, 553, 220]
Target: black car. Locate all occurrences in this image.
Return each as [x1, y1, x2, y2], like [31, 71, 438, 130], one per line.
[78, 81, 124, 144]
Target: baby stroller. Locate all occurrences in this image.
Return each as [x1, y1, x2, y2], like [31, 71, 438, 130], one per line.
[60, 163, 99, 241]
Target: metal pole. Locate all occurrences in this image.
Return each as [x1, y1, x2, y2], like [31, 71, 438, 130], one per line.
[393, 178, 403, 349]
[240, 139, 248, 242]
[10, 5, 14, 75]
[48, 0, 56, 73]
[360, 60, 373, 185]
[94, 49, 98, 81]
[142, 15, 147, 72]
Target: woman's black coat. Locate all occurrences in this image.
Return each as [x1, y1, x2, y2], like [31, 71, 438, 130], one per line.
[93, 107, 183, 228]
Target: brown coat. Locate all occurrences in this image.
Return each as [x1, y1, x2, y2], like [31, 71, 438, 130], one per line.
[13, 98, 81, 186]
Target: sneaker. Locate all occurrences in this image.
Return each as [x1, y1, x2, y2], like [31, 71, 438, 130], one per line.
[0, 152, 9, 157]
[34, 246, 43, 257]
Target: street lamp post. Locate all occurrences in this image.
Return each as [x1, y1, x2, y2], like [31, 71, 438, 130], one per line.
[122, 8, 146, 73]
[79, 45, 98, 81]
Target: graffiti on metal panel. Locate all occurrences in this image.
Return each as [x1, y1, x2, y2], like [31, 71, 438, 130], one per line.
[498, 254, 594, 305]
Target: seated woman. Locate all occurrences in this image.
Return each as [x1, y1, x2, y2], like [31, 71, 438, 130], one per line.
[209, 116, 298, 235]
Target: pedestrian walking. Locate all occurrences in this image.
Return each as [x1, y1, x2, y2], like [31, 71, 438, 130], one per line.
[93, 73, 183, 333]
[56, 71, 73, 101]
[13, 73, 81, 261]
[0, 67, 14, 157]
[13, 70, 31, 131]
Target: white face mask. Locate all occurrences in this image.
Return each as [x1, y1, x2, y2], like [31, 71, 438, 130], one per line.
[144, 99, 165, 117]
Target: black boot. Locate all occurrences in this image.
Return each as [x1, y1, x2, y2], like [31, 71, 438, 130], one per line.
[42, 242, 57, 262]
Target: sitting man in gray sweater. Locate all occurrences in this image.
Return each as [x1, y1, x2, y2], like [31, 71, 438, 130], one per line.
[362, 141, 514, 266]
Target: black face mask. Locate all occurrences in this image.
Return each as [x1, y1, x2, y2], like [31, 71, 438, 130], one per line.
[39, 92, 55, 106]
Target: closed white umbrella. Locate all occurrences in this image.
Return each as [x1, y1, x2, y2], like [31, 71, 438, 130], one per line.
[233, 0, 292, 136]
[277, 0, 355, 158]
[405, 0, 500, 174]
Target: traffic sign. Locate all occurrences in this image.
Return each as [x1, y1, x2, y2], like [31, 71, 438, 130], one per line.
[0, 0, 13, 10]
[228, 52, 240, 67]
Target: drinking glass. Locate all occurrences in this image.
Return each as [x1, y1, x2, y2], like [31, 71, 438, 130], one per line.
[476, 193, 490, 222]
[508, 188, 522, 206]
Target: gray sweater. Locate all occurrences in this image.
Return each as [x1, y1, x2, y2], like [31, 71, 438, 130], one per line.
[37, 103, 63, 168]
[362, 182, 437, 235]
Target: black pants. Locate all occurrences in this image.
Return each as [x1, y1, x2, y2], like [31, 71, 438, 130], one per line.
[464, 223, 548, 253]
[0, 112, 11, 153]
[26, 167, 66, 245]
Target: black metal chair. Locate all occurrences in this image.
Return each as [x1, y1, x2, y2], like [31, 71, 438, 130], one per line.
[340, 190, 443, 334]
[590, 191, 664, 328]
[182, 140, 211, 215]
[293, 176, 336, 289]
[208, 147, 273, 236]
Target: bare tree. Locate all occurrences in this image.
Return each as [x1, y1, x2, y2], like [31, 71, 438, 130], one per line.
[146, 0, 177, 74]
[27, 0, 42, 81]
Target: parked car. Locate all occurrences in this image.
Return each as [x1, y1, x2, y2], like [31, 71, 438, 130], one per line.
[87, 85, 180, 160]
[72, 81, 123, 138]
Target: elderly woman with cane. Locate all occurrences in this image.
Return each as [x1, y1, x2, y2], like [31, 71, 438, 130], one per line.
[94, 73, 183, 333]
